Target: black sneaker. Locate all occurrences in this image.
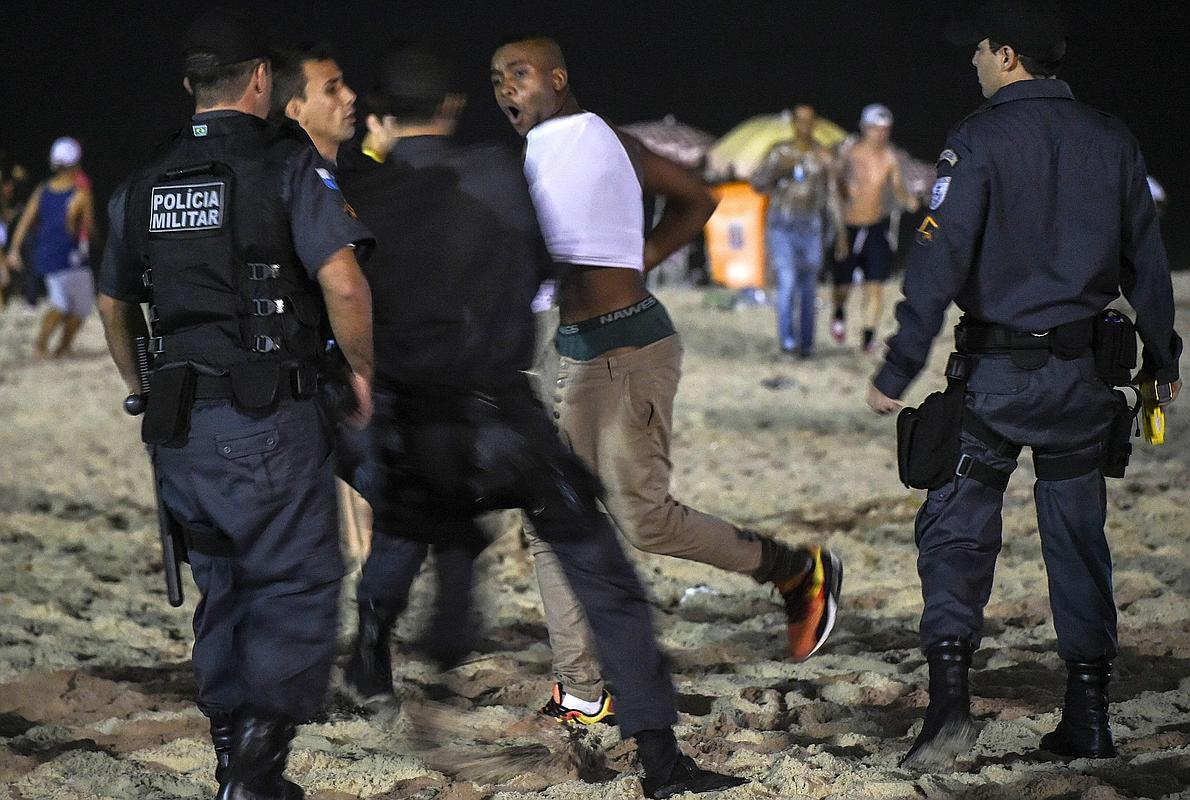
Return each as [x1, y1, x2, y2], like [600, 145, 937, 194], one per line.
[343, 604, 396, 700]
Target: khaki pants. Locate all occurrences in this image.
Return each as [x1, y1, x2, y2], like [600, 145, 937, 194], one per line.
[529, 333, 763, 700]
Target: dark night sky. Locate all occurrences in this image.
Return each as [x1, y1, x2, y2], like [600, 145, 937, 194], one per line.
[3, 0, 1187, 263]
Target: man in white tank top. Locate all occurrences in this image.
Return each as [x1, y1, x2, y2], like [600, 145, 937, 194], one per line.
[491, 35, 844, 749]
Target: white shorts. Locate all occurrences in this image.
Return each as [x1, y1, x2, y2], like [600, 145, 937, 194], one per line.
[45, 268, 95, 317]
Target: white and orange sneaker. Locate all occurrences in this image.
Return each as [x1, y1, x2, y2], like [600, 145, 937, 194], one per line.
[540, 682, 616, 725]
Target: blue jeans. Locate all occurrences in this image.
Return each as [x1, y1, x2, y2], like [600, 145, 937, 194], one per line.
[767, 215, 824, 351]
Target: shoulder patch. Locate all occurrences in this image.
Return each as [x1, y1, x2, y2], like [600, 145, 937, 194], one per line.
[937, 148, 958, 168]
[929, 177, 951, 210]
[916, 214, 939, 244]
[314, 167, 339, 191]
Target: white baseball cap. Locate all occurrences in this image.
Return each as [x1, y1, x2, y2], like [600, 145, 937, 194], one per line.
[860, 104, 893, 128]
[49, 137, 82, 168]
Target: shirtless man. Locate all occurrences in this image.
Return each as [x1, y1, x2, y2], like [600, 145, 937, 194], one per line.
[491, 36, 843, 726]
[831, 104, 919, 352]
[751, 104, 843, 357]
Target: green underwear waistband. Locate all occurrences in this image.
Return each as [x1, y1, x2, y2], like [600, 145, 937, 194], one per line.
[555, 295, 676, 360]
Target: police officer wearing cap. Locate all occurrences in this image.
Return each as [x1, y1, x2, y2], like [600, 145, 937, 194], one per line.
[867, 0, 1182, 770]
[96, 10, 373, 799]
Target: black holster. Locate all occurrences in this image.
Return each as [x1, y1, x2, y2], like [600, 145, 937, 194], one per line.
[1100, 390, 1138, 479]
[141, 365, 196, 445]
[896, 354, 971, 490]
[142, 361, 317, 447]
[1092, 310, 1137, 387]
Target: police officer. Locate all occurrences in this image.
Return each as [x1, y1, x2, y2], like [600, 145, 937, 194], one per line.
[96, 10, 373, 799]
[867, 0, 1182, 770]
[335, 45, 745, 799]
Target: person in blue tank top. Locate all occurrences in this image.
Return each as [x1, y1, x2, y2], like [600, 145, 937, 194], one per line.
[6, 137, 96, 357]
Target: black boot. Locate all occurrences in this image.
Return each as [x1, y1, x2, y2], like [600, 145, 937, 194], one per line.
[216, 709, 303, 800]
[210, 714, 234, 788]
[901, 639, 977, 770]
[344, 601, 398, 700]
[1039, 659, 1117, 758]
[636, 729, 747, 799]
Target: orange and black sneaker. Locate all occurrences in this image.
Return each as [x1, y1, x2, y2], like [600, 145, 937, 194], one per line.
[779, 546, 843, 661]
[540, 682, 616, 726]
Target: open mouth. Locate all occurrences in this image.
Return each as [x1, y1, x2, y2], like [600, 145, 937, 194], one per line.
[504, 105, 521, 123]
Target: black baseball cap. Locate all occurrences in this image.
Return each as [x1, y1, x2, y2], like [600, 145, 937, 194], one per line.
[947, 0, 1068, 62]
[369, 44, 461, 117]
[181, 9, 269, 66]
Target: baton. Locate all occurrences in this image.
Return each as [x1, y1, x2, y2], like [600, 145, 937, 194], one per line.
[124, 336, 185, 607]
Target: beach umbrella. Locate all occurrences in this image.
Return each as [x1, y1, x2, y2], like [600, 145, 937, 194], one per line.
[621, 114, 716, 168]
[707, 112, 847, 180]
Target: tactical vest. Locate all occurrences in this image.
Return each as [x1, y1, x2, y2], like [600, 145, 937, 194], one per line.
[125, 114, 325, 405]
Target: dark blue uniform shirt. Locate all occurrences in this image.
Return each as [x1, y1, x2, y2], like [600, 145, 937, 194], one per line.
[875, 79, 1181, 398]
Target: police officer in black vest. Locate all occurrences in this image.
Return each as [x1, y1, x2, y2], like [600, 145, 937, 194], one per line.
[96, 11, 374, 799]
[867, 1, 1182, 770]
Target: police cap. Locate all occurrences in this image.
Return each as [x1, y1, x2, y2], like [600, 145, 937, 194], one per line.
[947, 0, 1067, 63]
[182, 9, 269, 66]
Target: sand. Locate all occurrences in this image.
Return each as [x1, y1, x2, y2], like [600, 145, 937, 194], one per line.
[1, 276, 1187, 799]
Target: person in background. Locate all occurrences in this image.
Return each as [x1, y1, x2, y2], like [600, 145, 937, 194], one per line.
[5, 137, 96, 356]
[831, 104, 919, 352]
[1, 161, 38, 308]
[751, 103, 843, 358]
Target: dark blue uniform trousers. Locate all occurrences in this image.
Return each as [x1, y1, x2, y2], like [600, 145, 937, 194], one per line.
[916, 353, 1124, 662]
[357, 388, 678, 738]
[154, 398, 343, 722]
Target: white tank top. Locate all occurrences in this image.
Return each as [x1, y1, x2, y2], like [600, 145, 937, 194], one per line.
[524, 112, 644, 271]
